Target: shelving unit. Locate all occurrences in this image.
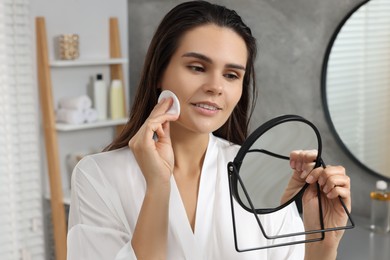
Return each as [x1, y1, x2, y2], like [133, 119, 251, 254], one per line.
[36, 16, 127, 260]
[56, 118, 128, 131]
[50, 58, 127, 67]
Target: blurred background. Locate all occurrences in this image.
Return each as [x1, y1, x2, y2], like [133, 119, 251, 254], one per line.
[1, 0, 388, 259]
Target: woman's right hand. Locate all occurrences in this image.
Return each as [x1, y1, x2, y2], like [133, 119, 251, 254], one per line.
[129, 97, 179, 259]
[128, 97, 179, 188]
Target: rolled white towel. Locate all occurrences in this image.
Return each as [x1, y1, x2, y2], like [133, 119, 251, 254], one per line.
[58, 95, 92, 110]
[56, 108, 84, 124]
[83, 108, 98, 123]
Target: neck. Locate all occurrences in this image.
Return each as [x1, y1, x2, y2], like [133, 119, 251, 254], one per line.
[170, 125, 210, 176]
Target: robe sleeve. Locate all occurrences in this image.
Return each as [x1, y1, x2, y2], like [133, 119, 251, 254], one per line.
[67, 157, 137, 260]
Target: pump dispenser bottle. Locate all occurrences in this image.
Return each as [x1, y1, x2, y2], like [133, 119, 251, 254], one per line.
[93, 73, 107, 120]
[370, 180, 390, 233]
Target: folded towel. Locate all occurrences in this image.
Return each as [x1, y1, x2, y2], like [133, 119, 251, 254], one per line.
[83, 108, 98, 123]
[58, 95, 92, 110]
[56, 107, 99, 125]
[56, 108, 84, 124]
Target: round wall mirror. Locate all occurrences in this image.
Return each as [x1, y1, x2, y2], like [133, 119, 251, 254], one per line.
[322, 0, 390, 180]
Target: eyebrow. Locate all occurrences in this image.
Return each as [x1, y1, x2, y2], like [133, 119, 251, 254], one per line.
[182, 52, 246, 71]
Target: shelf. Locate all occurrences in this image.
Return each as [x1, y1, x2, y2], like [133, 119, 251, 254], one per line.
[50, 58, 128, 67]
[56, 118, 127, 131]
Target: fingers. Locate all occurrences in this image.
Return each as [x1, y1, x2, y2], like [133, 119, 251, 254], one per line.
[290, 150, 351, 207]
[135, 98, 175, 132]
[319, 167, 350, 198]
[150, 97, 178, 119]
[290, 150, 317, 171]
[306, 165, 351, 208]
[145, 98, 179, 138]
[290, 150, 317, 181]
[305, 165, 347, 186]
[129, 98, 179, 148]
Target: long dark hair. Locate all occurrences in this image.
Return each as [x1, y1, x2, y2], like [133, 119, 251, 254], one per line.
[105, 0, 257, 151]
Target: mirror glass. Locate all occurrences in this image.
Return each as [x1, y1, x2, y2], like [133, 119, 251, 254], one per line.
[323, 0, 390, 179]
[238, 121, 318, 211]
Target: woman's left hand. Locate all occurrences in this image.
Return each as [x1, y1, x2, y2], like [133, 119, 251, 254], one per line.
[289, 150, 351, 258]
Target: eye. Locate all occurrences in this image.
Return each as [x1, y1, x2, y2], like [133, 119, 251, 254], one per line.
[188, 65, 205, 73]
[224, 72, 240, 80]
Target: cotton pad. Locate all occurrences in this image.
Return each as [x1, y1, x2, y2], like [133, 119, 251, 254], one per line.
[158, 90, 180, 116]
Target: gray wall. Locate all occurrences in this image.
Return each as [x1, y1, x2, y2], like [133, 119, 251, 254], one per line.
[128, 0, 378, 218]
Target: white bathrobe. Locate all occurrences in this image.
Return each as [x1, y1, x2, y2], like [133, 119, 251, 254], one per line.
[67, 134, 305, 259]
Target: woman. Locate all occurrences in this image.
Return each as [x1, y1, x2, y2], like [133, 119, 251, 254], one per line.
[67, 1, 351, 259]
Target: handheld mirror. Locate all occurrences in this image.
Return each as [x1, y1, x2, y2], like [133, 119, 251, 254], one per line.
[227, 114, 354, 251]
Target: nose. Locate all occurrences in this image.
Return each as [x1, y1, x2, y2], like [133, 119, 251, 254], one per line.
[203, 73, 223, 95]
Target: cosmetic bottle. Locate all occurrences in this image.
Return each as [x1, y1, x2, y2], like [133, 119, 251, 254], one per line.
[93, 73, 107, 120]
[109, 79, 125, 119]
[370, 180, 390, 233]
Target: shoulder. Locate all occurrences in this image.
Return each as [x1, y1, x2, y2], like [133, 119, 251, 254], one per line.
[72, 147, 141, 187]
[77, 147, 133, 168]
[75, 147, 136, 174]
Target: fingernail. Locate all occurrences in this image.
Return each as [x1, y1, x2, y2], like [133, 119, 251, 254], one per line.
[306, 175, 314, 183]
[290, 161, 295, 169]
[323, 185, 329, 193]
[300, 170, 307, 179]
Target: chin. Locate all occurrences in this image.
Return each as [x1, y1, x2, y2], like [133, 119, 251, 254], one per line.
[173, 117, 226, 135]
[194, 124, 224, 135]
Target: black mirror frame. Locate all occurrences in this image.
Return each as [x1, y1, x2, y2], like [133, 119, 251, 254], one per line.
[229, 114, 323, 214]
[227, 114, 355, 252]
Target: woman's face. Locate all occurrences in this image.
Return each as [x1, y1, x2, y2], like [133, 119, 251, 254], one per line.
[160, 24, 248, 135]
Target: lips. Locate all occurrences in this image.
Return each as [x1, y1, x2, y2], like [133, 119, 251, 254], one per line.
[192, 102, 222, 111]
